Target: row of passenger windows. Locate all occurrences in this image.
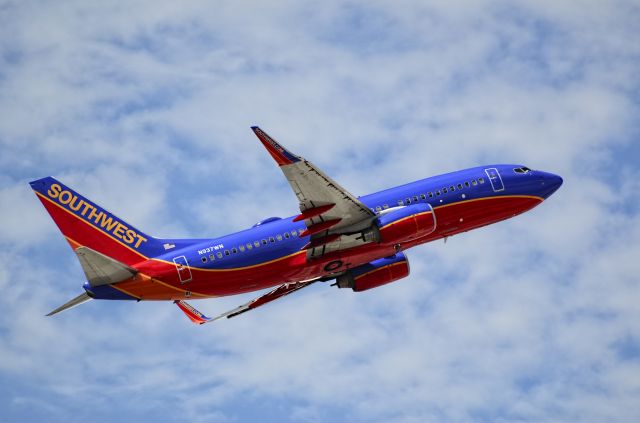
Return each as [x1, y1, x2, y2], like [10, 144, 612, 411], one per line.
[200, 229, 302, 263]
[202, 175, 487, 261]
[373, 177, 485, 211]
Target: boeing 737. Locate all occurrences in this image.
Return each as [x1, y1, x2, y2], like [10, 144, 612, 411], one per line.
[30, 127, 563, 324]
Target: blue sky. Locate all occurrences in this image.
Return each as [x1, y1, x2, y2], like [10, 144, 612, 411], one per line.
[1, 1, 640, 422]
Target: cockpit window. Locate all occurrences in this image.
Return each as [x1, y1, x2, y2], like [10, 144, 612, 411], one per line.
[513, 167, 532, 174]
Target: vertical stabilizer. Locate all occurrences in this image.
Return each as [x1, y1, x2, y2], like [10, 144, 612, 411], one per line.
[30, 177, 163, 265]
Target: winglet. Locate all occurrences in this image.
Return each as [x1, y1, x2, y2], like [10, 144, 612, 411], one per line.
[251, 126, 301, 166]
[174, 300, 213, 325]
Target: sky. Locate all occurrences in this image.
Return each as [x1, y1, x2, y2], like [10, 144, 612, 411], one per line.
[1, 0, 639, 422]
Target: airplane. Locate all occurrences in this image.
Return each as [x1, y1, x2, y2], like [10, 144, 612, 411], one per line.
[30, 127, 563, 324]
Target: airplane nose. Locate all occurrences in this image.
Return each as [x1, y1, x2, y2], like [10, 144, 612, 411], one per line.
[538, 171, 563, 199]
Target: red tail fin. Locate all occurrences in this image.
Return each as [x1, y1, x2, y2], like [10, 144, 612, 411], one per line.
[30, 177, 161, 266]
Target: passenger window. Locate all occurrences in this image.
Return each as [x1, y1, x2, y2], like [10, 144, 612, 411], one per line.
[405, 198, 411, 204]
[443, 187, 448, 194]
[239, 245, 245, 252]
[217, 252, 223, 258]
[375, 206, 382, 212]
[450, 186, 455, 191]
[420, 194, 426, 200]
[458, 183, 463, 189]
[413, 196, 419, 202]
[254, 241, 260, 247]
[472, 180, 478, 186]
[479, 177, 485, 184]
[428, 192, 433, 198]
[465, 181, 470, 188]
[262, 239, 268, 245]
[224, 250, 230, 256]
[201, 257, 207, 263]
[284, 232, 290, 239]
[209, 254, 215, 261]
[291, 230, 297, 236]
[436, 190, 441, 196]
[269, 237, 275, 243]
[383, 204, 389, 209]
[247, 243, 253, 250]
[398, 200, 404, 206]
[276, 235, 283, 241]
[232, 248, 238, 254]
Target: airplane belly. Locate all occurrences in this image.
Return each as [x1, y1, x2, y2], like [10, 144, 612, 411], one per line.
[408, 195, 543, 246]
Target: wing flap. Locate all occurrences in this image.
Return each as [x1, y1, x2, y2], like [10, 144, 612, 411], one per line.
[174, 280, 318, 325]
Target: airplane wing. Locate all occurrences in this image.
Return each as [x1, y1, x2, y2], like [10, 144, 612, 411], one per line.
[251, 127, 377, 256]
[175, 279, 318, 325]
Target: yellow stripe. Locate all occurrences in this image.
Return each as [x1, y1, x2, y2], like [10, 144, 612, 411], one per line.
[151, 250, 308, 273]
[63, 234, 210, 298]
[40, 189, 543, 279]
[377, 195, 542, 233]
[38, 190, 306, 274]
[432, 194, 543, 211]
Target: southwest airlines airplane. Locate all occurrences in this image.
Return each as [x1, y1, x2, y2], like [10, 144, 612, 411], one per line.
[30, 127, 562, 324]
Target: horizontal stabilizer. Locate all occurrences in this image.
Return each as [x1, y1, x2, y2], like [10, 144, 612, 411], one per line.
[46, 292, 93, 316]
[75, 246, 137, 287]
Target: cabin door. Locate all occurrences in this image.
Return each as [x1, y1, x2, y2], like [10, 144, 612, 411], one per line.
[172, 255, 193, 284]
[484, 168, 505, 192]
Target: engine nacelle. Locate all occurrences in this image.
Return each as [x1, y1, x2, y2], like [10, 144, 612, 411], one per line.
[336, 252, 410, 292]
[375, 203, 436, 244]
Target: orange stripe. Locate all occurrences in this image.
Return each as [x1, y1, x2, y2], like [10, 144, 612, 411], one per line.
[109, 284, 142, 300]
[151, 250, 308, 273]
[62, 234, 210, 299]
[40, 190, 542, 276]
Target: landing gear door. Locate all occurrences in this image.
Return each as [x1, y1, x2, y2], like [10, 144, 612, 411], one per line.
[485, 168, 505, 192]
[173, 255, 192, 284]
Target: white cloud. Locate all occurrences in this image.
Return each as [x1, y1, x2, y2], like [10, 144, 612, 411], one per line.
[1, 1, 639, 422]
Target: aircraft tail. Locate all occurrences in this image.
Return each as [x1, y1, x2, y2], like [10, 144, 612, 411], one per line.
[30, 176, 165, 266]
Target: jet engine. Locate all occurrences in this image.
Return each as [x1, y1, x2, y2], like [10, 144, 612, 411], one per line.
[375, 203, 436, 244]
[335, 252, 410, 292]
